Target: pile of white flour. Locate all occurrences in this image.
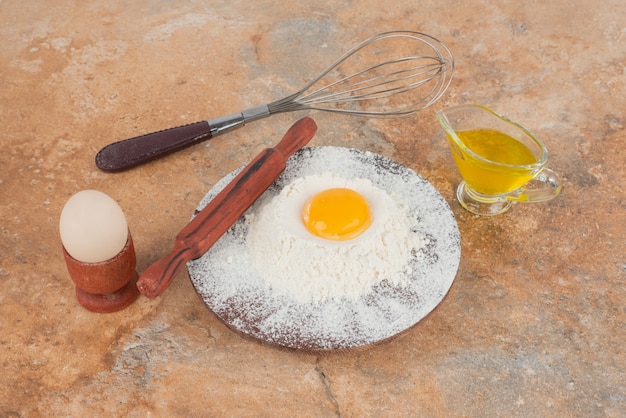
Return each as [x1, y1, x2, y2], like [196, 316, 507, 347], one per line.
[245, 172, 425, 304]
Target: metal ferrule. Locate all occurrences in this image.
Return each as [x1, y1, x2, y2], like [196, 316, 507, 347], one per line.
[208, 104, 271, 137]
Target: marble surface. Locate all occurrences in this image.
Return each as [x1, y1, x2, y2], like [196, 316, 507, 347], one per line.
[1, 0, 624, 416]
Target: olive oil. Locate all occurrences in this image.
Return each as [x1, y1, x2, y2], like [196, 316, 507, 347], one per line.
[448, 129, 538, 195]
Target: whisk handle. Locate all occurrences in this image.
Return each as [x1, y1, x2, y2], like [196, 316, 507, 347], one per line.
[95, 121, 213, 172]
[96, 105, 271, 172]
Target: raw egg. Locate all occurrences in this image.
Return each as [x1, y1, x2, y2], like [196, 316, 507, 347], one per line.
[302, 187, 373, 241]
[255, 172, 387, 246]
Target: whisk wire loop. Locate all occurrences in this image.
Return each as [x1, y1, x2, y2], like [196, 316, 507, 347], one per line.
[303, 57, 446, 104]
[268, 30, 454, 118]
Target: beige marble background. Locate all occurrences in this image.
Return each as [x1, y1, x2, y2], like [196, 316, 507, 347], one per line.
[1, 0, 624, 416]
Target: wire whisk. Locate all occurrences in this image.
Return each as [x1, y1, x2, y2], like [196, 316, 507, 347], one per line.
[96, 30, 454, 172]
[271, 30, 454, 117]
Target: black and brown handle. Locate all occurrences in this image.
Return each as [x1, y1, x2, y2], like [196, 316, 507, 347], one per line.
[95, 105, 272, 172]
[95, 121, 213, 172]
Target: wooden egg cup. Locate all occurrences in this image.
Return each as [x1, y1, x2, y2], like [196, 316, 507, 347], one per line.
[62, 232, 139, 313]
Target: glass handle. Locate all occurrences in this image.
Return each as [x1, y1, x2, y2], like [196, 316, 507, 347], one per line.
[507, 168, 562, 202]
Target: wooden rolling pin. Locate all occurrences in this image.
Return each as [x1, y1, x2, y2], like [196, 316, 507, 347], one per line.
[137, 117, 318, 298]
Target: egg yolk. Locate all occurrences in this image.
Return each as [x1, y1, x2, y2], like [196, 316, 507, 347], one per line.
[302, 188, 372, 241]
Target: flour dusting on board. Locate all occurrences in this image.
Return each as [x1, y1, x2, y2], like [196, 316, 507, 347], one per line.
[187, 147, 461, 351]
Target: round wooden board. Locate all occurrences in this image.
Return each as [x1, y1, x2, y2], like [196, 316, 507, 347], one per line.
[187, 146, 461, 351]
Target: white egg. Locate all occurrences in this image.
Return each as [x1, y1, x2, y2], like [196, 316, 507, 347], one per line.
[59, 190, 128, 263]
